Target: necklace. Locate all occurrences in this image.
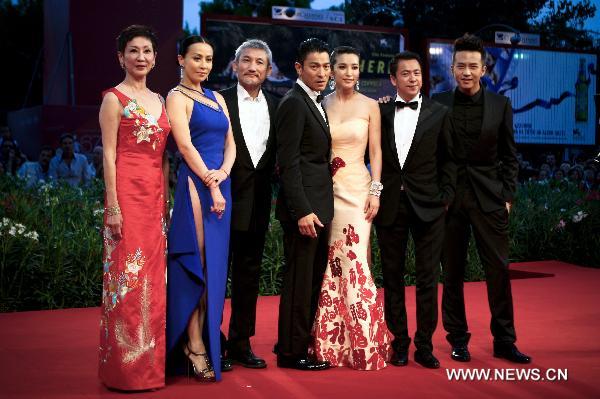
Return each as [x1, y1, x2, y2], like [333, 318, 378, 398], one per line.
[175, 84, 221, 112]
[179, 83, 205, 96]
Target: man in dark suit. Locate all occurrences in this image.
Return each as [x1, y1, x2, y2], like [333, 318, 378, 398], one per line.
[432, 34, 530, 364]
[375, 51, 456, 369]
[220, 39, 279, 369]
[275, 38, 333, 371]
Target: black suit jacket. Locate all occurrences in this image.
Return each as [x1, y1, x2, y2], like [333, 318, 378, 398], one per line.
[275, 83, 333, 223]
[220, 85, 279, 232]
[432, 89, 518, 212]
[375, 96, 456, 226]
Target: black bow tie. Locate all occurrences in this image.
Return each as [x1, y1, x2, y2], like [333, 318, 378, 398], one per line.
[395, 100, 418, 110]
[316, 94, 324, 103]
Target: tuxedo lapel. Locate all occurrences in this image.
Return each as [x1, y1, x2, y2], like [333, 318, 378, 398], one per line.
[224, 88, 254, 169]
[294, 83, 330, 141]
[403, 98, 433, 168]
[255, 92, 277, 170]
[382, 102, 401, 170]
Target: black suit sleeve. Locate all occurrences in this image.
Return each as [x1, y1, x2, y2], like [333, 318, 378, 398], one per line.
[498, 97, 519, 202]
[276, 95, 313, 220]
[438, 108, 457, 205]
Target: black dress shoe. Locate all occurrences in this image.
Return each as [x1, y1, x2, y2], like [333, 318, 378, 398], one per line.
[451, 345, 471, 362]
[493, 344, 531, 364]
[228, 349, 267, 369]
[389, 350, 408, 366]
[221, 356, 233, 372]
[277, 354, 330, 371]
[414, 350, 440, 369]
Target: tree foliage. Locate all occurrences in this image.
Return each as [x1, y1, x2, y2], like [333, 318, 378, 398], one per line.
[530, 0, 597, 50]
[341, 0, 596, 50]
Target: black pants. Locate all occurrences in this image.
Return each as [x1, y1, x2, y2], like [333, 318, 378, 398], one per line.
[376, 193, 444, 353]
[441, 188, 516, 346]
[277, 221, 329, 356]
[227, 229, 268, 353]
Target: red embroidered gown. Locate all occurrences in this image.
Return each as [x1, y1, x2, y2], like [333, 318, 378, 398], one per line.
[99, 87, 170, 390]
[312, 119, 392, 370]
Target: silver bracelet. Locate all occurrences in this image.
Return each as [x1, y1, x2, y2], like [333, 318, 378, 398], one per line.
[369, 181, 383, 197]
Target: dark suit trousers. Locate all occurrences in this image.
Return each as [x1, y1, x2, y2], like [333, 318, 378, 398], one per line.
[376, 193, 444, 353]
[227, 229, 268, 352]
[441, 188, 516, 346]
[277, 221, 329, 356]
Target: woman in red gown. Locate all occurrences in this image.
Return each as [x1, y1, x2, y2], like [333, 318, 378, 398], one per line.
[98, 25, 171, 391]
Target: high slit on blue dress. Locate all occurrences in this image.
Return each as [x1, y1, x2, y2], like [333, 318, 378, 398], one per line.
[166, 88, 231, 381]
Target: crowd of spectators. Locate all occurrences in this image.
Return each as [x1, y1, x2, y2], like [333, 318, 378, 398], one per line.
[0, 126, 99, 188]
[1, 125, 599, 194]
[517, 151, 600, 192]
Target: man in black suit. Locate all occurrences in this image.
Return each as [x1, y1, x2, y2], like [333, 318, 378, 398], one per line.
[275, 38, 333, 371]
[375, 51, 456, 369]
[220, 39, 279, 369]
[432, 34, 530, 364]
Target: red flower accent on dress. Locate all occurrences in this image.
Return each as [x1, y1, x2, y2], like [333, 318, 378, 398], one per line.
[330, 157, 346, 176]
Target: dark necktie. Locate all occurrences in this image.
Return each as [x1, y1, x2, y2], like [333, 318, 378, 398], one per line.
[316, 94, 324, 103]
[395, 100, 418, 110]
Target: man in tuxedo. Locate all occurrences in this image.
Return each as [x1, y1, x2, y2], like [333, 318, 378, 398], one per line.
[220, 39, 279, 369]
[375, 51, 456, 369]
[275, 38, 333, 371]
[432, 34, 530, 364]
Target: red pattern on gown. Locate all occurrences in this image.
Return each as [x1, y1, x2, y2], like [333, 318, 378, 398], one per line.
[312, 119, 392, 370]
[98, 87, 170, 390]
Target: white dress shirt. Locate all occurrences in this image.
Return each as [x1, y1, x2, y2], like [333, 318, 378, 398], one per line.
[296, 78, 327, 123]
[393, 93, 422, 168]
[237, 83, 270, 167]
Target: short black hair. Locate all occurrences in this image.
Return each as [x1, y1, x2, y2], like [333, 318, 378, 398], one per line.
[116, 25, 158, 54]
[331, 46, 360, 68]
[453, 33, 486, 63]
[390, 51, 422, 76]
[296, 38, 329, 64]
[40, 145, 54, 155]
[60, 133, 74, 143]
[179, 35, 213, 57]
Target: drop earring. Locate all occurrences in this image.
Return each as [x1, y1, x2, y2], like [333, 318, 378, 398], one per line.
[329, 79, 336, 90]
[179, 66, 183, 80]
[355, 80, 360, 91]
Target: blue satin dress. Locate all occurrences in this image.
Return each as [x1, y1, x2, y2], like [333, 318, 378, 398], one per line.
[166, 88, 231, 381]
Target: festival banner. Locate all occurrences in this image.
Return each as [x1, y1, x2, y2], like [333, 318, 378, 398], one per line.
[203, 15, 406, 99]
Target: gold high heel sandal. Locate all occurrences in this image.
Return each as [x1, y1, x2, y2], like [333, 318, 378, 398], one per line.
[184, 342, 216, 382]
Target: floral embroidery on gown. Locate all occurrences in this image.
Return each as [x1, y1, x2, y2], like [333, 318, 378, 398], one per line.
[312, 119, 392, 370]
[99, 87, 170, 390]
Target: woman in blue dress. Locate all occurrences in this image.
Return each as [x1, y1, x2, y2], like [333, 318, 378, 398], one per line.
[166, 36, 235, 382]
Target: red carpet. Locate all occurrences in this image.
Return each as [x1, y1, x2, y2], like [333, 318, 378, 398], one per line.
[1, 260, 599, 399]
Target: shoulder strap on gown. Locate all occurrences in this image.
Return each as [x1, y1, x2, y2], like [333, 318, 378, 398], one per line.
[102, 87, 129, 107]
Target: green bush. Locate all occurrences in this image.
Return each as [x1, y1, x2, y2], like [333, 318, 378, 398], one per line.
[1, 175, 598, 311]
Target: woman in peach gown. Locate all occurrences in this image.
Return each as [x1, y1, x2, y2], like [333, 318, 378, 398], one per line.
[312, 46, 391, 370]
